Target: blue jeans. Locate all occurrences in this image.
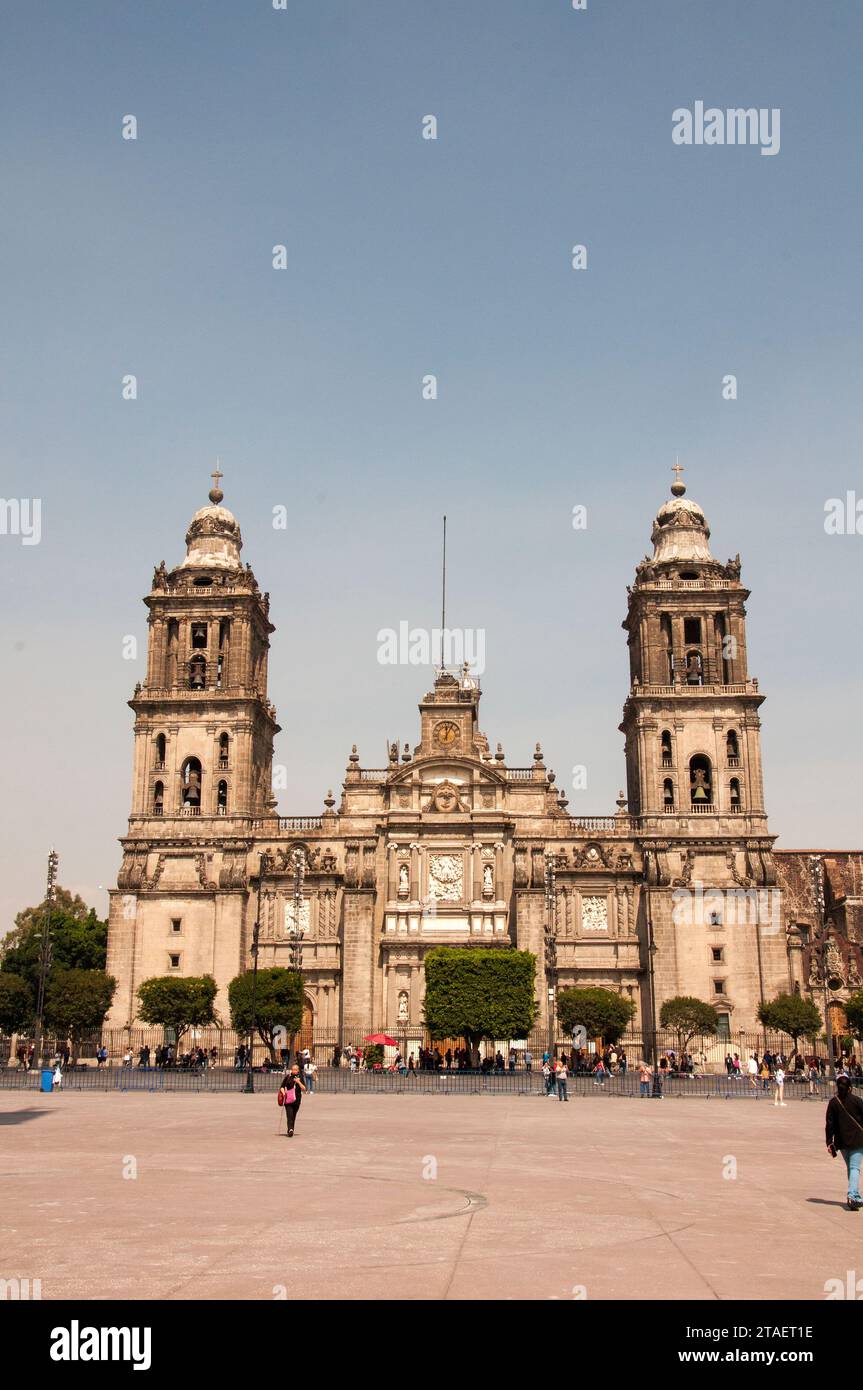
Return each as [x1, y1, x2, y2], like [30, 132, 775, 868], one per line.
[305, 1072, 315, 1092]
[557, 1078, 568, 1101]
[640, 1081, 650, 1097]
[842, 1148, 863, 1201]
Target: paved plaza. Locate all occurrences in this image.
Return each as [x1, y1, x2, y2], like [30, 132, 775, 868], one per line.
[0, 1090, 855, 1302]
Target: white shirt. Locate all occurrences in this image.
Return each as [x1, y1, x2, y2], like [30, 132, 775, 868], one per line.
[748, 1058, 758, 1075]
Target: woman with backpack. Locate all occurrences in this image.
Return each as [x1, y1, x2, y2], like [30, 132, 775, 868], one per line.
[278, 1064, 307, 1138]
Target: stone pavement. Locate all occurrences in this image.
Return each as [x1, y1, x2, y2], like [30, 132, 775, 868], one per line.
[0, 1090, 855, 1301]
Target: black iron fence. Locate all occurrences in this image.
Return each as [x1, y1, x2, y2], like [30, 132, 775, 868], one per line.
[0, 1065, 854, 1100]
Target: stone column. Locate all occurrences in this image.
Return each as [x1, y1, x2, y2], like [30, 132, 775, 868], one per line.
[410, 842, 420, 902]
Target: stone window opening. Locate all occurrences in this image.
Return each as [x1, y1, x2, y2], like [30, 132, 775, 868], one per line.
[189, 656, 206, 690]
[660, 614, 673, 682]
[171, 918, 182, 934]
[152, 780, 164, 816]
[713, 979, 726, 995]
[662, 778, 675, 812]
[726, 730, 740, 765]
[191, 622, 208, 650]
[169, 954, 181, 970]
[684, 617, 702, 645]
[689, 754, 712, 806]
[154, 733, 166, 769]
[684, 648, 704, 686]
[711, 946, 724, 963]
[660, 730, 673, 767]
[218, 733, 230, 768]
[181, 757, 202, 810]
[729, 778, 741, 812]
[217, 779, 228, 815]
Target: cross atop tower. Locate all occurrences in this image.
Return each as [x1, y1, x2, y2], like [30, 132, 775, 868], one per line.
[671, 457, 685, 497]
[209, 462, 224, 505]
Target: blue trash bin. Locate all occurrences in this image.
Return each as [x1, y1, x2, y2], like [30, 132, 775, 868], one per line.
[40, 1069, 53, 1093]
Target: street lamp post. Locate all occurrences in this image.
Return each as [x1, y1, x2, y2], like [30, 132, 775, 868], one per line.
[244, 851, 268, 1095]
[288, 848, 306, 1067]
[34, 848, 59, 1068]
[642, 866, 659, 1069]
[810, 855, 837, 1079]
[544, 851, 557, 1057]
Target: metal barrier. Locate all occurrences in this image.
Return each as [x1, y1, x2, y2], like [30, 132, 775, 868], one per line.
[0, 1066, 854, 1099]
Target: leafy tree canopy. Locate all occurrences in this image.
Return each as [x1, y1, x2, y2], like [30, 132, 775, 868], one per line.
[423, 948, 536, 1055]
[137, 975, 218, 1046]
[1, 888, 107, 993]
[843, 992, 863, 1041]
[44, 969, 116, 1046]
[0, 973, 35, 1036]
[757, 993, 822, 1045]
[228, 968, 304, 1056]
[556, 987, 636, 1044]
[659, 996, 719, 1051]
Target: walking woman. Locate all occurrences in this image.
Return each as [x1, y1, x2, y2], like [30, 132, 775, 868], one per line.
[278, 1064, 307, 1138]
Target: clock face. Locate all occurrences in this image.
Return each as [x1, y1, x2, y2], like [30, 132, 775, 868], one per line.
[435, 720, 460, 747]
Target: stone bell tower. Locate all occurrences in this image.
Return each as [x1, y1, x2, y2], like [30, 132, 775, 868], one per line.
[129, 472, 279, 825]
[620, 466, 768, 835]
[106, 474, 280, 1027]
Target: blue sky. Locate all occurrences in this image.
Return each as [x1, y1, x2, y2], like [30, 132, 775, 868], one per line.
[1, 0, 861, 926]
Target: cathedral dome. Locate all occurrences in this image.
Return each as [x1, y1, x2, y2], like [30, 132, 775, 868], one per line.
[650, 473, 714, 565]
[179, 474, 243, 570]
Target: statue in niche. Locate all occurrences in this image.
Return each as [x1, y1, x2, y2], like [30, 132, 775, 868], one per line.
[398, 862, 409, 896]
[397, 990, 409, 1023]
[483, 863, 494, 896]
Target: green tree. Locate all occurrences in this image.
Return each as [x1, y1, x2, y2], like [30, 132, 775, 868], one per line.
[227, 968, 304, 1059]
[1, 888, 108, 994]
[556, 987, 636, 1045]
[423, 948, 536, 1063]
[659, 996, 719, 1054]
[363, 1043, 384, 1069]
[137, 975, 218, 1050]
[757, 993, 822, 1058]
[43, 969, 116, 1057]
[843, 992, 863, 1042]
[0, 973, 35, 1036]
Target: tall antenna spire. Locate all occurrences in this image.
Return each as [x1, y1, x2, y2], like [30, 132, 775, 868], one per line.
[441, 514, 447, 633]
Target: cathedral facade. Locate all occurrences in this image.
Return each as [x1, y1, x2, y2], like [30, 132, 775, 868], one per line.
[105, 474, 863, 1050]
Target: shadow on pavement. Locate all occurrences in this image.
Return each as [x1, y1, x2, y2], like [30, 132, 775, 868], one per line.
[0, 1109, 54, 1126]
[806, 1197, 854, 1210]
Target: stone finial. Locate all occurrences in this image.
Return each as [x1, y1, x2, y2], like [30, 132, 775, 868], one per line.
[533, 741, 545, 767]
[348, 744, 359, 765]
[209, 465, 224, 505]
[324, 788, 336, 811]
[547, 769, 556, 785]
[494, 742, 505, 763]
[616, 789, 628, 813]
[402, 742, 412, 763]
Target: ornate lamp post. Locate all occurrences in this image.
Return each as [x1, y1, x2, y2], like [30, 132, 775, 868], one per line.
[810, 855, 839, 1078]
[544, 851, 558, 1056]
[244, 850, 269, 1095]
[642, 859, 659, 1069]
[34, 848, 59, 1067]
[287, 848, 306, 1066]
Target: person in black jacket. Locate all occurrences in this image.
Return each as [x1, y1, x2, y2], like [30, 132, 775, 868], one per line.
[279, 1064, 307, 1138]
[825, 1074, 863, 1210]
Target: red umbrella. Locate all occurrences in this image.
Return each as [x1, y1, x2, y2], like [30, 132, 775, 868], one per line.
[363, 1033, 398, 1046]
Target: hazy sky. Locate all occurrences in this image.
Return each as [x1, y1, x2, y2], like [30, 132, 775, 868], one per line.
[1, 1, 861, 930]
